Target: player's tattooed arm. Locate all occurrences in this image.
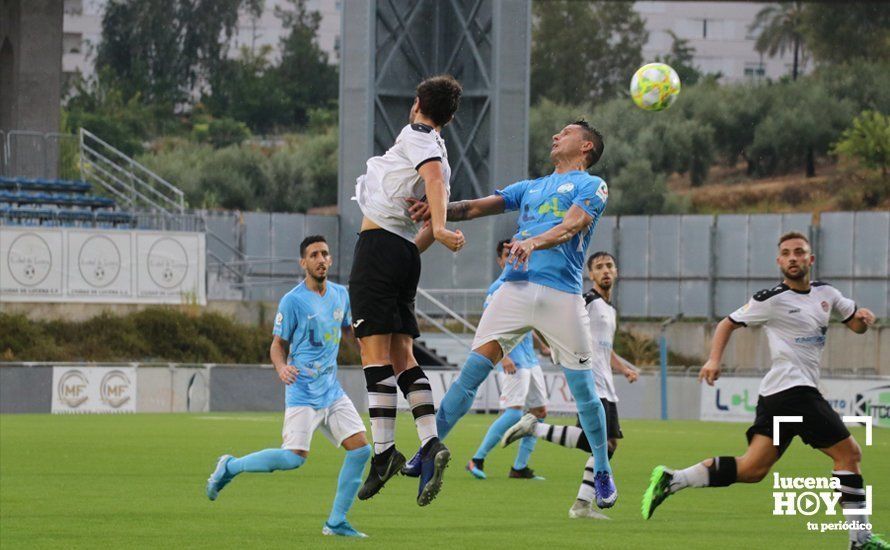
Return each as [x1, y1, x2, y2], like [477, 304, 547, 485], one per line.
[407, 195, 505, 222]
[698, 317, 742, 386]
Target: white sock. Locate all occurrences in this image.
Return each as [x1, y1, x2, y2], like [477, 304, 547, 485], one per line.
[364, 365, 397, 454]
[577, 456, 597, 503]
[539, 423, 582, 449]
[670, 463, 709, 493]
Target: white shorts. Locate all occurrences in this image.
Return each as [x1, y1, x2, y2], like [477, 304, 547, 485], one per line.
[497, 365, 548, 409]
[281, 395, 366, 452]
[472, 281, 594, 370]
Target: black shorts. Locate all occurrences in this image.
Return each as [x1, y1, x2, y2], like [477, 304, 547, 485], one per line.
[576, 399, 623, 440]
[348, 229, 421, 339]
[745, 386, 850, 457]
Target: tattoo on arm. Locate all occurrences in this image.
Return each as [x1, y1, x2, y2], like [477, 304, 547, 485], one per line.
[447, 200, 471, 221]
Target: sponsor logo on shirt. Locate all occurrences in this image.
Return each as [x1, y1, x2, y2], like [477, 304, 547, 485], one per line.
[794, 334, 826, 346]
[821, 301, 830, 312]
[557, 183, 575, 193]
[595, 183, 608, 202]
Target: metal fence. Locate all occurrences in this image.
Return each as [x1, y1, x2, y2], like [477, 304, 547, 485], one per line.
[416, 211, 889, 319]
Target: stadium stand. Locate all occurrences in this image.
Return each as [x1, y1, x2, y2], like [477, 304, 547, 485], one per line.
[0, 175, 134, 228]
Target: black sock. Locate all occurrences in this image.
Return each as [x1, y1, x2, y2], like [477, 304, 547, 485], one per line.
[707, 456, 737, 487]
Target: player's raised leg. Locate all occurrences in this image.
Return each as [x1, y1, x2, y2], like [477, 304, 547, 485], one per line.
[206, 447, 305, 501]
[643, 433, 779, 520]
[392, 334, 451, 505]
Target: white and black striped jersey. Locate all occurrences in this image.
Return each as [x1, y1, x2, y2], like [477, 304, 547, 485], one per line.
[353, 123, 451, 242]
[584, 289, 618, 402]
[728, 281, 857, 397]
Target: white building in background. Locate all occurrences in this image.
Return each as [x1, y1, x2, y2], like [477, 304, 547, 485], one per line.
[63, 1, 802, 86]
[635, 1, 807, 82]
[61, 0, 342, 84]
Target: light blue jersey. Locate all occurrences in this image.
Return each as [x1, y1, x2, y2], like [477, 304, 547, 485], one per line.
[496, 170, 607, 295]
[272, 281, 351, 409]
[485, 275, 538, 369]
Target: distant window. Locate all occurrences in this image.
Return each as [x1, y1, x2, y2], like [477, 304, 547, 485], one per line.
[744, 64, 766, 81]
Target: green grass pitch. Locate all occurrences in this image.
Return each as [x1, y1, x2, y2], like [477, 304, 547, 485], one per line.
[1, 413, 887, 549]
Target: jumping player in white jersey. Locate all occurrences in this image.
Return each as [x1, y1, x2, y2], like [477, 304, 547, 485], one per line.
[641, 232, 887, 550]
[408, 119, 619, 509]
[349, 75, 464, 506]
[503, 251, 638, 518]
[205, 236, 371, 538]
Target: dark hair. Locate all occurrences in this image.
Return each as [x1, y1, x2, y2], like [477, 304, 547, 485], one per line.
[778, 231, 809, 247]
[496, 239, 511, 257]
[587, 251, 616, 270]
[416, 75, 462, 127]
[571, 119, 605, 168]
[300, 235, 327, 257]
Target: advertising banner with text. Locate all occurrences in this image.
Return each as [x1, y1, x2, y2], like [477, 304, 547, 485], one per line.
[700, 376, 890, 428]
[1, 227, 205, 304]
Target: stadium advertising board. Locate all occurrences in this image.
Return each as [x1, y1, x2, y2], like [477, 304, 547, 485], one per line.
[52, 366, 137, 414]
[0, 227, 205, 304]
[700, 377, 890, 428]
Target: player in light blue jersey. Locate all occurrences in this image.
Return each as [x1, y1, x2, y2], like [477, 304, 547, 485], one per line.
[205, 236, 371, 538]
[408, 119, 619, 509]
[466, 239, 550, 481]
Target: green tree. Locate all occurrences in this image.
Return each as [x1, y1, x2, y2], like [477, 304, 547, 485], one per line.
[656, 31, 707, 86]
[833, 111, 890, 176]
[96, 0, 262, 109]
[748, 2, 806, 80]
[205, 46, 290, 133]
[274, 0, 338, 127]
[749, 80, 853, 177]
[801, 3, 890, 65]
[531, 0, 648, 104]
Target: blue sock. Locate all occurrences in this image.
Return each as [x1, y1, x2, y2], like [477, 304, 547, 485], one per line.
[513, 433, 538, 470]
[436, 352, 494, 440]
[473, 408, 522, 460]
[226, 448, 305, 475]
[563, 367, 611, 474]
[328, 445, 371, 526]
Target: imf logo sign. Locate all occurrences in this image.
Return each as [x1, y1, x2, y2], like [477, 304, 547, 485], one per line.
[57, 370, 89, 408]
[100, 370, 132, 408]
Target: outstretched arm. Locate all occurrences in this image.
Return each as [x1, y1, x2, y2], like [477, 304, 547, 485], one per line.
[698, 318, 742, 385]
[408, 195, 506, 223]
[507, 204, 592, 267]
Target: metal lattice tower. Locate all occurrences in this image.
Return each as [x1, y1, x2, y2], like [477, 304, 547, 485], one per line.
[338, 0, 530, 278]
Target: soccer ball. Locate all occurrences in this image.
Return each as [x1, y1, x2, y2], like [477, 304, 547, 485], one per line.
[630, 63, 681, 111]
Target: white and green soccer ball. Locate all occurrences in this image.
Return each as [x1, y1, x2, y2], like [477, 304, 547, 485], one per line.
[630, 63, 681, 111]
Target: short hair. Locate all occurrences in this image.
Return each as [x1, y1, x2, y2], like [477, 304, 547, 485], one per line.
[300, 235, 327, 258]
[778, 231, 810, 247]
[496, 239, 511, 257]
[571, 119, 605, 168]
[587, 251, 616, 270]
[416, 75, 462, 127]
